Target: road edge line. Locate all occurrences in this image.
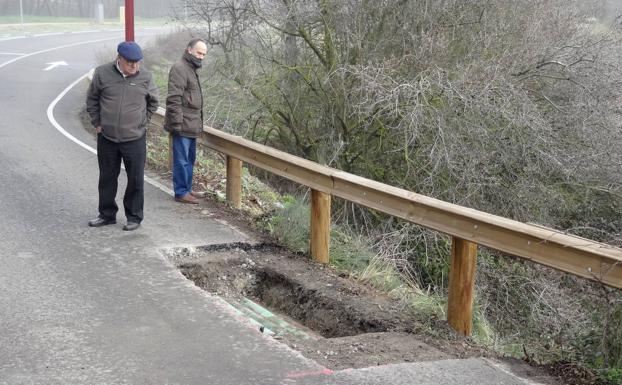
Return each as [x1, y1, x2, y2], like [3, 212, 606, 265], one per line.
[46, 71, 174, 196]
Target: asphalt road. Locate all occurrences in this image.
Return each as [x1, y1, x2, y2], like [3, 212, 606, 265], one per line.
[0, 29, 540, 385]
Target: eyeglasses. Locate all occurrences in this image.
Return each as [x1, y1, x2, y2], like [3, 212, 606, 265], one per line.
[121, 57, 140, 65]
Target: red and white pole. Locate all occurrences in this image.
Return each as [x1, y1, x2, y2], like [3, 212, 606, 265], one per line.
[125, 0, 135, 42]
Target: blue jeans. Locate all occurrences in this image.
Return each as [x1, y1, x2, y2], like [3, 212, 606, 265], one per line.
[172, 135, 196, 198]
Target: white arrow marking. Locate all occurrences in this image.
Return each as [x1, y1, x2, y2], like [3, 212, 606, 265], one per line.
[44, 61, 68, 71]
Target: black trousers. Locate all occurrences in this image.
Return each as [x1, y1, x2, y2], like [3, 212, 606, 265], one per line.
[96, 134, 146, 223]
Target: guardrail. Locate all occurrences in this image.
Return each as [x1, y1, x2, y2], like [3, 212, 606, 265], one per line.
[150, 107, 622, 336]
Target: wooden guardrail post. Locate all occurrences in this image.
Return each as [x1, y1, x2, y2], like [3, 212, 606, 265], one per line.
[447, 237, 478, 335]
[310, 189, 331, 264]
[226, 156, 242, 208]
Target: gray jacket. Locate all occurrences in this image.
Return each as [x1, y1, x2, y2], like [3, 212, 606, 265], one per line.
[86, 61, 159, 143]
[163, 52, 204, 138]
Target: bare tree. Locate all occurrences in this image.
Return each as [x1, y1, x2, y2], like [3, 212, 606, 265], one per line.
[184, 0, 621, 219]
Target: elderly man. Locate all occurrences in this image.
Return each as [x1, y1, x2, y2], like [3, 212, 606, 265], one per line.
[164, 38, 208, 204]
[86, 41, 159, 231]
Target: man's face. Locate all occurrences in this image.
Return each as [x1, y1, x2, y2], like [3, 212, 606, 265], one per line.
[188, 42, 207, 61]
[118, 55, 140, 76]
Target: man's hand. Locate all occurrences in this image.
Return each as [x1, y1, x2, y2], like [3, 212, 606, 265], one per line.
[95, 126, 102, 134]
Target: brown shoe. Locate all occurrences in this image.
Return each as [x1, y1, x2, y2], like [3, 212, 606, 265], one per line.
[175, 193, 199, 204]
[190, 191, 206, 198]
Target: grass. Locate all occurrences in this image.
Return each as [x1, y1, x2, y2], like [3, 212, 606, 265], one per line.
[0, 15, 173, 38]
[256, 192, 457, 331]
[261, 198, 310, 253]
[0, 15, 169, 24]
[0, 15, 100, 24]
[601, 368, 622, 385]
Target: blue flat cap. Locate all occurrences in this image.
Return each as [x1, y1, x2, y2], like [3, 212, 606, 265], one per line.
[117, 41, 143, 61]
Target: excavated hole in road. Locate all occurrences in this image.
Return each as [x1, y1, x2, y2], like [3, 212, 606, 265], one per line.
[162, 243, 481, 371]
[161, 243, 563, 381]
[163, 242, 410, 339]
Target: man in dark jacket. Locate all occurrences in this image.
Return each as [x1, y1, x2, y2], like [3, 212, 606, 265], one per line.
[86, 41, 159, 231]
[164, 38, 208, 204]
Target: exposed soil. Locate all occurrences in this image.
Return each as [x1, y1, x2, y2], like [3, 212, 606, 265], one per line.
[165, 244, 468, 370]
[162, 243, 560, 384]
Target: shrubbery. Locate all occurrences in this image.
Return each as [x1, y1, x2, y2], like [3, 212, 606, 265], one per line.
[148, 0, 622, 380]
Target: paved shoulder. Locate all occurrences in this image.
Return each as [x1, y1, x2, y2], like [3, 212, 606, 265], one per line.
[286, 358, 534, 385]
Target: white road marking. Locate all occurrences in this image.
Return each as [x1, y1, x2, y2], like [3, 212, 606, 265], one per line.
[0, 36, 26, 42]
[69, 29, 124, 34]
[0, 28, 166, 68]
[33, 32, 65, 37]
[1, 29, 173, 194]
[43, 61, 68, 71]
[46, 72, 174, 196]
[46, 72, 96, 155]
[69, 30, 99, 34]
[0, 35, 120, 69]
[0, 28, 126, 41]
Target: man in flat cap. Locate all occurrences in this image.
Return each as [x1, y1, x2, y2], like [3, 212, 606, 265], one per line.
[86, 41, 159, 231]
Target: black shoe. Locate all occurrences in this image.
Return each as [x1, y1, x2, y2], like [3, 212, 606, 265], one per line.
[88, 217, 116, 227]
[123, 222, 140, 231]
